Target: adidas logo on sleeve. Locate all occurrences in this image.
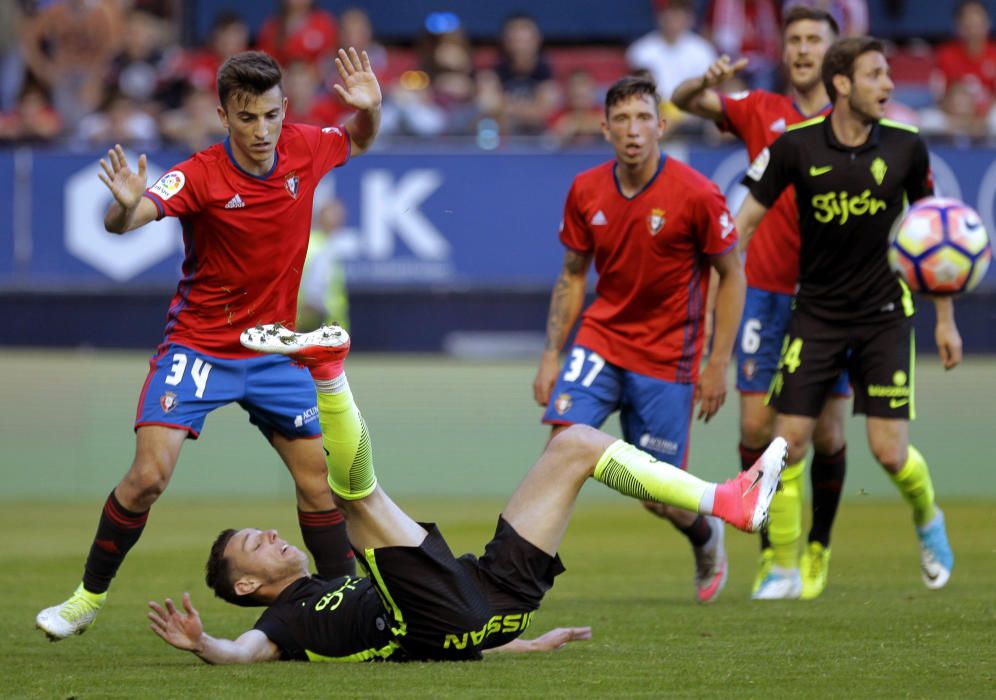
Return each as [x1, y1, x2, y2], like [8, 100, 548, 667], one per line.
[591, 210, 608, 225]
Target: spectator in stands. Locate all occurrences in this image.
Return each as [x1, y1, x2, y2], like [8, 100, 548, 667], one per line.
[782, 0, 867, 37]
[285, 59, 353, 126]
[0, 1, 28, 112]
[919, 78, 993, 143]
[626, 0, 717, 101]
[159, 86, 228, 153]
[105, 7, 171, 108]
[20, 0, 124, 126]
[932, 0, 996, 120]
[257, 0, 338, 74]
[704, 0, 782, 90]
[160, 12, 250, 110]
[547, 69, 605, 147]
[0, 79, 62, 143]
[488, 13, 560, 135]
[75, 90, 159, 150]
[339, 8, 388, 81]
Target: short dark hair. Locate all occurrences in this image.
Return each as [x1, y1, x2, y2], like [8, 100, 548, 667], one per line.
[605, 75, 660, 115]
[782, 5, 840, 37]
[206, 528, 267, 608]
[821, 36, 886, 103]
[216, 51, 283, 111]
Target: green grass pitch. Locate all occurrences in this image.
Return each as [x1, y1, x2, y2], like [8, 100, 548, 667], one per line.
[2, 352, 994, 697]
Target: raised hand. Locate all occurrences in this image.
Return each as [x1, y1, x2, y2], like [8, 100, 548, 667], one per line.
[148, 592, 205, 652]
[98, 144, 148, 211]
[333, 47, 382, 112]
[701, 54, 750, 90]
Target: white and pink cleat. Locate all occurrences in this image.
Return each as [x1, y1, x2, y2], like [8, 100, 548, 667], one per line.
[240, 323, 351, 377]
[714, 437, 787, 533]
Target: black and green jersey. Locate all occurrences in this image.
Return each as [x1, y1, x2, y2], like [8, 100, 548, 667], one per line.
[253, 575, 400, 662]
[743, 115, 932, 320]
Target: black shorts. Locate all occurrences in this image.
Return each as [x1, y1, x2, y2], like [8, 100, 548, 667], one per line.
[358, 516, 565, 662]
[767, 306, 915, 419]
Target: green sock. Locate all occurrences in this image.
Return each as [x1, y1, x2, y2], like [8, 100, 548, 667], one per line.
[593, 440, 712, 513]
[768, 460, 803, 568]
[315, 376, 376, 500]
[890, 445, 936, 527]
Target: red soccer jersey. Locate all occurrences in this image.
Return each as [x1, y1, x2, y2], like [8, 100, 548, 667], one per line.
[142, 122, 350, 358]
[719, 90, 830, 294]
[561, 156, 737, 383]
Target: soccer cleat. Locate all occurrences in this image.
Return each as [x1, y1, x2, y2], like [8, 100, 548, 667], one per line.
[714, 437, 787, 533]
[36, 584, 107, 641]
[692, 516, 728, 604]
[917, 509, 953, 590]
[751, 548, 775, 596]
[240, 322, 351, 368]
[752, 565, 802, 600]
[800, 541, 831, 600]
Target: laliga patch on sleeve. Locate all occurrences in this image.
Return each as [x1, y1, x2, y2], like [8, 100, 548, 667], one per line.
[728, 91, 749, 101]
[322, 126, 343, 135]
[149, 170, 186, 200]
[745, 148, 770, 181]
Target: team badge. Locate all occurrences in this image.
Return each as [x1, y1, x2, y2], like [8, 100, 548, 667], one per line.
[742, 359, 757, 381]
[746, 147, 770, 181]
[285, 172, 299, 199]
[647, 208, 666, 236]
[160, 391, 178, 413]
[870, 157, 887, 186]
[554, 393, 573, 415]
[150, 171, 185, 201]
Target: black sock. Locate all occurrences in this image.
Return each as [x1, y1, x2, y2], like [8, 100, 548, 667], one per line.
[809, 446, 846, 547]
[299, 508, 355, 579]
[82, 490, 149, 594]
[679, 515, 712, 548]
[739, 443, 771, 551]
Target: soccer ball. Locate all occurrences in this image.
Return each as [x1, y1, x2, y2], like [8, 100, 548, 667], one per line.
[889, 197, 992, 295]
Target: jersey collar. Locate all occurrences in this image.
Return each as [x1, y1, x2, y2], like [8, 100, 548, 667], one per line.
[613, 151, 666, 201]
[823, 113, 881, 154]
[224, 136, 280, 179]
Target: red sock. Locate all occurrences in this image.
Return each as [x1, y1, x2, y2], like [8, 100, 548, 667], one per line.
[308, 361, 344, 381]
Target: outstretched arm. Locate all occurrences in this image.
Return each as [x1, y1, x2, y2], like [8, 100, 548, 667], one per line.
[148, 593, 280, 665]
[670, 54, 749, 122]
[533, 248, 592, 406]
[334, 47, 382, 156]
[932, 297, 962, 370]
[485, 627, 593, 654]
[99, 144, 159, 234]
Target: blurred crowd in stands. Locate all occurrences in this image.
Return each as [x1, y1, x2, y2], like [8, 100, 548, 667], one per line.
[2, 0, 996, 151]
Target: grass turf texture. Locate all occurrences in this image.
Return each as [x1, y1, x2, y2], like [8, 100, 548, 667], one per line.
[2, 352, 995, 696]
[5, 500, 995, 698]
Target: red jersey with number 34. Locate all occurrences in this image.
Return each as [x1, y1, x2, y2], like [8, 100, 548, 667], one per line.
[718, 90, 831, 294]
[561, 156, 738, 383]
[142, 123, 350, 358]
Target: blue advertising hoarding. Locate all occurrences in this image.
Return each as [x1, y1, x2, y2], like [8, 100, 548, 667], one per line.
[1, 144, 994, 291]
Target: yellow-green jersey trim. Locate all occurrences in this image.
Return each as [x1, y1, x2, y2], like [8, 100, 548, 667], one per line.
[787, 115, 826, 131]
[909, 327, 917, 421]
[880, 118, 919, 133]
[362, 547, 407, 637]
[305, 640, 401, 663]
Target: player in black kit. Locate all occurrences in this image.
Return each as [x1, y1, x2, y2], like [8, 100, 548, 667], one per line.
[734, 37, 962, 597]
[148, 323, 785, 664]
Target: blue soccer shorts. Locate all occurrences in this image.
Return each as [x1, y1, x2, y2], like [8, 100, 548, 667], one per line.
[736, 286, 850, 397]
[541, 345, 695, 467]
[135, 343, 322, 440]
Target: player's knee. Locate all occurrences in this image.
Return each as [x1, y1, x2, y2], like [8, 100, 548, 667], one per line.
[739, 412, 774, 448]
[121, 458, 172, 502]
[547, 425, 611, 473]
[870, 441, 905, 472]
[812, 421, 846, 455]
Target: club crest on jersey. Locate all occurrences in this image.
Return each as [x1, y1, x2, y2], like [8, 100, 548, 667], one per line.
[150, 171, 185, 201]
[554, 393, 573, 415]
[160, 391, 178, 413]
[870, 157, 887, 186]
[284, 172, 299, 199]
[647, 208, 666, 236]
[742, 359, 757, 381]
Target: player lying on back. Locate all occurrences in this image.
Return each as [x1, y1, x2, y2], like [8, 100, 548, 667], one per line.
[149, 324, 787, 663]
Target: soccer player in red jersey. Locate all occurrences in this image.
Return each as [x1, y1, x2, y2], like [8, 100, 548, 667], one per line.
[36, 48, 382, 641]
[533, 75, 746, 604]
[671, 7, 846, 599]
